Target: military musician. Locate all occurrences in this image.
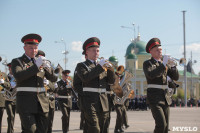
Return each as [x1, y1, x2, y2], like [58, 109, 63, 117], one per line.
[74, 37, 116, 133]
[56, 70, 73, 133]
[36, 50, 57, 133]
[5, 63, 17, 133]
[0, 56, 11, 133]
[11, 33, 58, 133]
[143, 38, 179, 133]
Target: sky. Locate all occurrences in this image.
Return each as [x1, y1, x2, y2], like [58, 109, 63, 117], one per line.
[0, 0, 200, 76]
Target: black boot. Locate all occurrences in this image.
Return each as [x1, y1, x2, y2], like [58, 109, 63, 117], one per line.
[114, 129, 120, 133]
[119, 128, 124, 133]
[125, 124, 130, 129]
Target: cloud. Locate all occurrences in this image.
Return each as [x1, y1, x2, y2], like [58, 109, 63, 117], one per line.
[71, 41, 82, 52]
[180, 42, 200, 54]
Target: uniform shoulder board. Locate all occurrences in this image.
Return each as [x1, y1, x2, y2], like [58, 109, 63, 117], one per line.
[81, 62, 91, 72]
[16, 57, 26, 70]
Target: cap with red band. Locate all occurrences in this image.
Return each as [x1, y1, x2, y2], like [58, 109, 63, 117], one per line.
[7, 63, 11, 67]
[82, 37, 100, 55]
[21, 33, 42, 45]
[146, 38, 161, 53]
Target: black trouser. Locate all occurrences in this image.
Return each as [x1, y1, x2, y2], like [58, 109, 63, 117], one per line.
[19, 103, 48, 133]
[0, 107, 4, 133]
[78, 96, 87, 133]
[59, 101, 71, 133]
[80, 111, 85, 129]
[47, 106, 55, 133]
[103, 95, 114, 133]
[122, 105, 128, 127]
[103, 111, 111, 133]
[150, 103, 169, 133]
[5, 101, 16, 133]
[84, 108, 108, 133]
[115, 104, 124, 131]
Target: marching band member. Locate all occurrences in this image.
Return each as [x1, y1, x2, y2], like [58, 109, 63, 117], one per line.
[0, 56, 11, 133]
[36, 50, 57, 133]
[11, 33, 58, 133]
[114, 69, 129, 133]
[143, 38, 179, 133]
[5, 63, 17, 133]
[74, 37, 116, 133]
[56, 70, 73, 133]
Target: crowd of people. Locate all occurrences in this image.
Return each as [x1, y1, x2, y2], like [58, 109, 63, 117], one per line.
[0, 34, 182, 133]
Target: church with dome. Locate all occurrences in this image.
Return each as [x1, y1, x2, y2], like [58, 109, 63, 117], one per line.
[109, 33, 200, 100]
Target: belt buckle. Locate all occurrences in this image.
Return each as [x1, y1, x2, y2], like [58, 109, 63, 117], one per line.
[98, 88, 102, 94]
[37, 88, 39, 93]
[98, 88, 102, 93]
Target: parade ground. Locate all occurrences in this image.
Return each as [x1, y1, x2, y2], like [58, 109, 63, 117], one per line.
[2, 107, 200, 133]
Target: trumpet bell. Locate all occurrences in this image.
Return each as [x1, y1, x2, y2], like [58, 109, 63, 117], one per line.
[167, 56, 186, 67]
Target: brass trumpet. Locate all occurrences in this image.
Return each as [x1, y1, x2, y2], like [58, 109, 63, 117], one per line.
[168, 56, 186, 66]
[98, 57, 113, 68]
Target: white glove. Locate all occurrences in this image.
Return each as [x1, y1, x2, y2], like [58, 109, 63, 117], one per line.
[99, 59, 109, 67]
[44, 79, 49, 85]
[0, 79, 4, 84]
[10, 81, 16, 88]
[163, 55, 169, 66]
[35, 56, 45, 67]
[54, 83, 58, 88]
[42, 60, 51, 69]
[167, 76, 172, 82]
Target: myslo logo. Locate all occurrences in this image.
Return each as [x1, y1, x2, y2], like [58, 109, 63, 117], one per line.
[172, 127, 198, 132]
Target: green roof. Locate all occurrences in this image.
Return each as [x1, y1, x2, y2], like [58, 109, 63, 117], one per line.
[138, 51, 151, 55]
[125, 40, 147, 56]
[109, 56, 118, 62]
[178, 70, 199, 78]
[127, 53, 137, 59]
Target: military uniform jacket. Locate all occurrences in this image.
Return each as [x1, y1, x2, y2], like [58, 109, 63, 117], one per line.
[73, 68, 84, 96]
[143, 57, 179, 105]
[11, 54, 58, 113]
[75, 59, 115, 112]
[56, 79, 72, 108]
[47, 81, 56, 109]
[0, 71, 10, 107]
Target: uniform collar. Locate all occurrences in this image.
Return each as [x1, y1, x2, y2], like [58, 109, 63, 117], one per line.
[88, 59, 97, 64]
[151, 57, 162, 63]
[22, 54, 33, 64]
[24, 53, 32, 60]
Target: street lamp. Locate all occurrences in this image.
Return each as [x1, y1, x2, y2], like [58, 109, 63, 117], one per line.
[55, 38, 69, 70]
[121, 23, 137, 94]
[182, 10, 187, 107]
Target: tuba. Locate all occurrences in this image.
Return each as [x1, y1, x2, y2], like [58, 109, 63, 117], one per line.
[111, 65, 135, 104]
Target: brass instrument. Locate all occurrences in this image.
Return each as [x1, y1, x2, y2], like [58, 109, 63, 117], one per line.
[112, 65, 135, 104]
[5, 76, 17, 101]
[98, 57, 113, 70]
[44, 78, 50, 92]
[0, 85, 3, 91]
[5, 89, 17, 101]
[167, 56, 186, 67]
[0, 77, 5, 91]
